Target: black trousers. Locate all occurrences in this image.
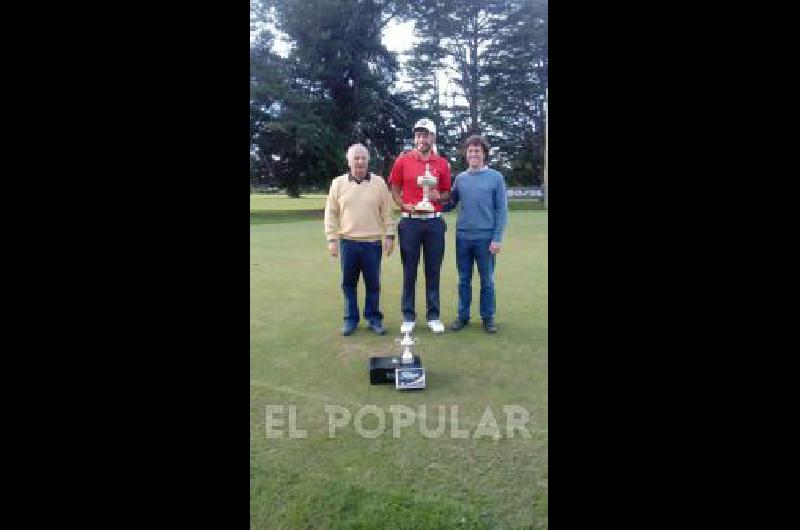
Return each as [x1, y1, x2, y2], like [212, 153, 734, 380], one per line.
[398, 216, 446, 321]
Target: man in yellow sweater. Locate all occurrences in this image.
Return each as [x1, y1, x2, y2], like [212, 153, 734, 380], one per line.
[325, 143, 397, 335]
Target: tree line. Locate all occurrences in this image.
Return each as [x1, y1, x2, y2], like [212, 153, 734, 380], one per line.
[250, 0, 547, 196]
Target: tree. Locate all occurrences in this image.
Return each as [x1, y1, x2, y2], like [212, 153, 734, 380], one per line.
[250, 0, 414, 196]
[400, 0, 548, 182]
[250, 0, 548, 191]
[482, 0, 548, 185]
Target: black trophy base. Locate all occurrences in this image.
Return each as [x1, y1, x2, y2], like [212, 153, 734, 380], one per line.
[369, 355, 421, 384]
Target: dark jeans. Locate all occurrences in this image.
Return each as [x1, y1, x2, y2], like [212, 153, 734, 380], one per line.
[340, 239, 383, 325]
[455, 237, 496, 322]
[398, 216, 446, 321]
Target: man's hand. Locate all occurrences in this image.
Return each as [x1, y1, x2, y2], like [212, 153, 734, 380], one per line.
[428, 189, 441, 201]
[489, 241, 501, 254]
[384, 238, 394, 257]
[402, 203, 416, 213]
[328, 241, 338, 257]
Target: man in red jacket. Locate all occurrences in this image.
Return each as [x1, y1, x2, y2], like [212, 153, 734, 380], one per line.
[389, 118, 452, 334]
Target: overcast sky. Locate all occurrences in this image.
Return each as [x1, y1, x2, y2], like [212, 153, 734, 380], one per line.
[252, 18, 416, 55]
[382, 19, 416, 53]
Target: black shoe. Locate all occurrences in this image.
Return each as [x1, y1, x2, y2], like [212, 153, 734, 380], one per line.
[450, 318, 469, 331]
[482, 319, 497, 334]
[342, 320, 357, 336]
[368, 321, 387, 335]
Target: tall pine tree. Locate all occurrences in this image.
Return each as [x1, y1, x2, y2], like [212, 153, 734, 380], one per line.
[399, 0, 547, 181]
[250, 0, 414, 194]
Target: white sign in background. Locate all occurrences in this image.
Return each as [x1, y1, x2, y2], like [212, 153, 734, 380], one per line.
[507, 187, 544, 199]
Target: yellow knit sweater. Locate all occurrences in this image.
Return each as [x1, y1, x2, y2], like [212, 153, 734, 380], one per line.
[324, 173, 397, 242]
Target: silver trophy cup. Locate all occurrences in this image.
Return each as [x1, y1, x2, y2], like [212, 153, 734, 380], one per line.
[415, 163, 438, 212]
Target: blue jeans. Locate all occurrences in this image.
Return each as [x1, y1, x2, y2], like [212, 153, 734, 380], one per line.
[398, 217, 446, 321]
[455, 237, 496, 321]
[340, 239, 383, 325]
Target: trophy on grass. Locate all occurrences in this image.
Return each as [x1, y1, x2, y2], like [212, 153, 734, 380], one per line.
[368, 330, 426, 390]
[397, 332, 416, 364]
[414, 163, 438, 213]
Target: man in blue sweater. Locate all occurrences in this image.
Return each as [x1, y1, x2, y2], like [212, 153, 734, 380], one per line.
[446, 135, 508, 334]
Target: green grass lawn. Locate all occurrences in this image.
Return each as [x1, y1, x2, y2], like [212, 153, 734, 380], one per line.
[250, 194, 544, 224]
[250, 202, 548, 529]
[250, 194, 329, 211]
[250, 194, 328, 224]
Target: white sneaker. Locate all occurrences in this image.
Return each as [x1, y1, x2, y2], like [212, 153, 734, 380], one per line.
[428, 320, 445, 333]
[400, 321, 415, 333]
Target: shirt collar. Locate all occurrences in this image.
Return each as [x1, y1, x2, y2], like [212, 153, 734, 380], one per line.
[411, 149, 439, 162]
[348, 172, 371, 183]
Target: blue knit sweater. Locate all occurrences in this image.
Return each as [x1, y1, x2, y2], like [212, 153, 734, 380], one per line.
[447, 167, 508, 243]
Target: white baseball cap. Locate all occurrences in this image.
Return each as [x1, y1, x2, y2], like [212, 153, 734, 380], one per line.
[413, 118, 436, 135]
